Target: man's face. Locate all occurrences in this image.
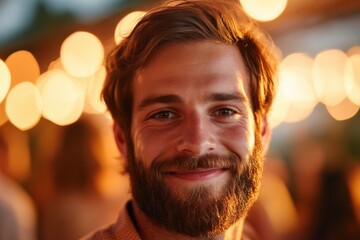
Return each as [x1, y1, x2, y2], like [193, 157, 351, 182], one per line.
[122, 40, 265, 237]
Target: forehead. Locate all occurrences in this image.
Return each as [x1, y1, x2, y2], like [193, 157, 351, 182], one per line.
[133, 40, 250, 101]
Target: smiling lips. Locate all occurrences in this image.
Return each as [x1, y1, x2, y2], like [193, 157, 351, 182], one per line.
[166, 168, 227, 181]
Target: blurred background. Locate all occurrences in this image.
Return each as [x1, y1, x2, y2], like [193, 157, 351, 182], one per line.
[0, 0, 359, 239]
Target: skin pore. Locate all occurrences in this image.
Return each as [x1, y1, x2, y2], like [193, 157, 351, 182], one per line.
[114, 40, 268, 239]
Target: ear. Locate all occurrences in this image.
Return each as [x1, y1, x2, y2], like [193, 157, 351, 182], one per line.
[261, 116, 271, 154]
[113, 122, 128, 160]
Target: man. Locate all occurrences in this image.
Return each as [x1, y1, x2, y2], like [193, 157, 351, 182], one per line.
[83, 0, 278, 239]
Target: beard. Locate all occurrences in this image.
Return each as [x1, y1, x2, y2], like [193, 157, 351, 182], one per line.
[126, 132, 264, 238]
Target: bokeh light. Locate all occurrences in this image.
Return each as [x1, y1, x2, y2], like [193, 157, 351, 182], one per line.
[0, 102, 8, 126]
[114, 11, 146, 44]
[5, 82, 42, 130]
[0, 59, 11, 103]
[37, 69, 85, 126]
[5, 50, 40, 87]
[269, 53, 318, 127]
[84, 65, 107, 114]
[240, 0, 287, 21]
[284, 104, 316, 123]
[313, 49, 348, 106]
[48, 58, 63, 71]
[326, 98, 359, 121]
[280, 53, 317, 107]
[344, 50, 360, 105]
[269, 95, 289, 128]
[60, 31, 104, 78]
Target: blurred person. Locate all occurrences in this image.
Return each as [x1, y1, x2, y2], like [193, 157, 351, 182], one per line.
[348, 164, 360, 227]
[288, 125, 360, 240]
[82, 0, 279, 239]
[40, 118, 128, 240]
[0, 131, 37, 240]
[289, 131, 327, 240]
[309, 166, 360, 240]
[246, 157, 299, 240]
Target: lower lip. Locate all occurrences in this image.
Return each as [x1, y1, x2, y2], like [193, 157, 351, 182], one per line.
[167, 169, 226, 181]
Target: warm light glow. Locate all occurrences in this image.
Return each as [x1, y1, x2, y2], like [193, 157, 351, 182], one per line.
[84, 66, 107, 114]
[38, 70, 85, 126]
[60, 31, 104, 78]
[313, 49, 348, 106]
[348, 165, 360, 225]
[240, 0, 287, 21]
[270, 53, 317, 126]
[5, 50, 40, 87]
[344, 53, 360, 105]
[268, 95, 289, 128]
[284, 104, 315, 123]
[347, 46, 360, 56]
[114, 11, 146, 44]
[0, 59, 11, 103]
[5, 82, 42, 130]
[48, 58, 63, 71]
[326, 98, 359, 121]
[0, 102, 8, 126]
[2, 127, 32, 182]
[280, 53, 317, 105]
[260, 174, 298, 234]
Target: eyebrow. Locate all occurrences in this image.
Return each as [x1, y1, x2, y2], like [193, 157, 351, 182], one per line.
[203, 92, 247, 102]
[138, 95, 183, 110]
[137, 92, 247, 110]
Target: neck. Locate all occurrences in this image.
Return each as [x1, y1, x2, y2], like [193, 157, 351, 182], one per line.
[131, 201, 245, 240]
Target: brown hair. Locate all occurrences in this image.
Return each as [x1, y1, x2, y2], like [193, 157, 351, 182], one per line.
[103, 0, 278, 135]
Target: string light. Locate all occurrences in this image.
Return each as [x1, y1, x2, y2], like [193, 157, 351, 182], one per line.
[5, 82, 42, 130]
[313, 49, 348, 107]
[38, 69, 85, 126]
[326, 98, 359, 121]
[5, 50, 40, 87]
[344, 50, 360, 105]
[114, 11, 146, 45]
[0, 59, 11, 103]
[240, 0, 287, 22]
[60, 31, 104, 78]
[0, 102, 8, 126]
[84, 65, 107, 114]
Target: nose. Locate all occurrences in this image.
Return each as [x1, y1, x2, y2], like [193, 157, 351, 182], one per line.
[176, 111, 216, 155]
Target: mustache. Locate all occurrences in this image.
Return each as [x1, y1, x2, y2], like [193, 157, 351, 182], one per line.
[150, 153, 243, 174]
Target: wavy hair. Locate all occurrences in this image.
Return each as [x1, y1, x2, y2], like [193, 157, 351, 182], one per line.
[103, 0, 278, 135]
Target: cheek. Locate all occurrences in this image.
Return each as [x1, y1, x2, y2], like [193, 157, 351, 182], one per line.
[132, 127, 174, 167]
[219, 120, 255, 158]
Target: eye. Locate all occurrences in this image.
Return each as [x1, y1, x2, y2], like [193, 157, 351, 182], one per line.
[149, 110, 177, 120]
[211, 107, 241, 120]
